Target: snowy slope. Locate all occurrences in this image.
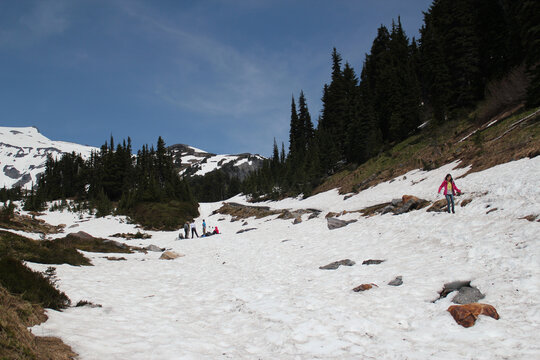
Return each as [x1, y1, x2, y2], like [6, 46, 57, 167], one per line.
[169, 143, 265, 180]
[23, 157, 540, 359]
[0, 127, 97, 189]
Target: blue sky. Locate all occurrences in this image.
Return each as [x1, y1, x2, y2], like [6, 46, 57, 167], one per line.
[0, 0, 433, 156]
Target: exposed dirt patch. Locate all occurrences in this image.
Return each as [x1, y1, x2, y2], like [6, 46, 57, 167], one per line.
[213, 202, 319, 222]
[0, 213, 65, 234]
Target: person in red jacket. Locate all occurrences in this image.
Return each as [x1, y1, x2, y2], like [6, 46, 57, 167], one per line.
[438, 173, 461, 213]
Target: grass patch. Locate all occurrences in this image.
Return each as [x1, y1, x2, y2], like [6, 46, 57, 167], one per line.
[127, 200, 199, 230]
[55, 233, 133, 254]
[0, 257, 70, 310]
[0, 230, 90, 266]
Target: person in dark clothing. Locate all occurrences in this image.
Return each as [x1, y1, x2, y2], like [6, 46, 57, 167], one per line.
[184, 222, 190, 239]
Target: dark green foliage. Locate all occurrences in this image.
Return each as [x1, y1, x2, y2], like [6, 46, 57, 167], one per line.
[189, 170, 241, 203]
[0, 202, 16, 223]
[0, 257, 70, 310]
[30, 136, 198, 229]
[0, 187, 22, 202]
[0, 230, 90, 266]
[127, 200, 199, 230]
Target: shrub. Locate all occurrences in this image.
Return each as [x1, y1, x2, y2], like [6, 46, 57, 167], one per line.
[0, 230, 90, 266]
[0, 257, 70, 310]
[127, 200, 199, 230]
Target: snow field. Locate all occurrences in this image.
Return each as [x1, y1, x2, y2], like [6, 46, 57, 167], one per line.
[25, 157, 540, 359]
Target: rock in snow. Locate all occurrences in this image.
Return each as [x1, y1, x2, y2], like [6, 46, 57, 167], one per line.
[159, 251, 184, 260]
[388, 276, 403, 286]
[362, 259, 385, 265]
[326, 217, 357, 230]
[447, 303, 500, 328]
[319, 259, 355, 270]
[452, 286, 485, 305]
[352, 283, 378, 292]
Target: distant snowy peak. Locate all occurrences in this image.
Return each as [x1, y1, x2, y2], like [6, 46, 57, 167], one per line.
[168, 144, 265, 180]
[0, 126, 97, 189]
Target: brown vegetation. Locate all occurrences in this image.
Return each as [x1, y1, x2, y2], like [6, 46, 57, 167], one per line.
[0, 212, 65, 235]
[0, 286, 77, 359]
[315, 107, 540, 195]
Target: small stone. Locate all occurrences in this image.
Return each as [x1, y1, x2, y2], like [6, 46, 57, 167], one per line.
[388, 276, 403, 286]
[362, 259, 385, 265]
[352, 283, 377, 292]
[145, 244, 164, 252]
[319, 259, 355, 270]
[236, 228, 257, 234]
[159, 251, 184, 260]
[293, 217, 302, 224]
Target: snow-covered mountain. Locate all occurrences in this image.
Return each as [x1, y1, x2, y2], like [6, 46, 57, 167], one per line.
[169, 144, 265, 180]
[0, 126, 97, 189]
[0, 127, 265, 189]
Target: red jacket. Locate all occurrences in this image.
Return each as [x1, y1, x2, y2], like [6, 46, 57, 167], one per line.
[438, 180, 461, 195]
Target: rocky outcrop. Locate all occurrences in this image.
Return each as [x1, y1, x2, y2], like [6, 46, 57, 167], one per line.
[213, 202, 321, 222]
[447, 303, 500, 327]
[360, 195, 429, 216]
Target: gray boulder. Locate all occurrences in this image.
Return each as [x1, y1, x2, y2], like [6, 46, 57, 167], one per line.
[319, 259, 356, 270]
[327, 217, 357, 230]
[388, 276, 403, 286]
[145, 244, 165, 252]
[452, 286, 485, 304]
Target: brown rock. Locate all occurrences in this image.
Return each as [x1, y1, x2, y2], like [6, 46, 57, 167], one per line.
[159, 251, 185, 260]
[352, 283, 378, 292]
[447, 303, 500, 328]
[460, 198, 472, 207]
[402, 195, 420, 203]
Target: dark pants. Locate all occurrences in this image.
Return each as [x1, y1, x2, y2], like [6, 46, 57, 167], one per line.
[445, 194, 455, 213]
[184, 229, 189, 238]
[191, 228, 199, 238]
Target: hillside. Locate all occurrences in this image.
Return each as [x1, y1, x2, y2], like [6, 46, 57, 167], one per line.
[169, 144, 265, 180]
[0, 127, 97, 189]
[315, 106, 540, 195]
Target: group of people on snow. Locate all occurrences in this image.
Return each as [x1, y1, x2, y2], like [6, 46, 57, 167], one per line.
[178, 174, 460, 241]
[180, 219, 219, 239]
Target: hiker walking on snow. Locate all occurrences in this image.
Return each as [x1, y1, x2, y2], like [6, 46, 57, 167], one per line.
[191, 220, 199, 238]
[202, 219, 206, 235]
[438, 173, 461, 213]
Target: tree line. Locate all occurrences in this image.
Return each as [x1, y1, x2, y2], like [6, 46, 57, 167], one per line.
[24, 136, 198, 229]
[243, 0, 539, 199]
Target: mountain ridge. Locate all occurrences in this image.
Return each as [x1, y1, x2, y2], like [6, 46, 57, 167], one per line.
[0, 127, 264, 189]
